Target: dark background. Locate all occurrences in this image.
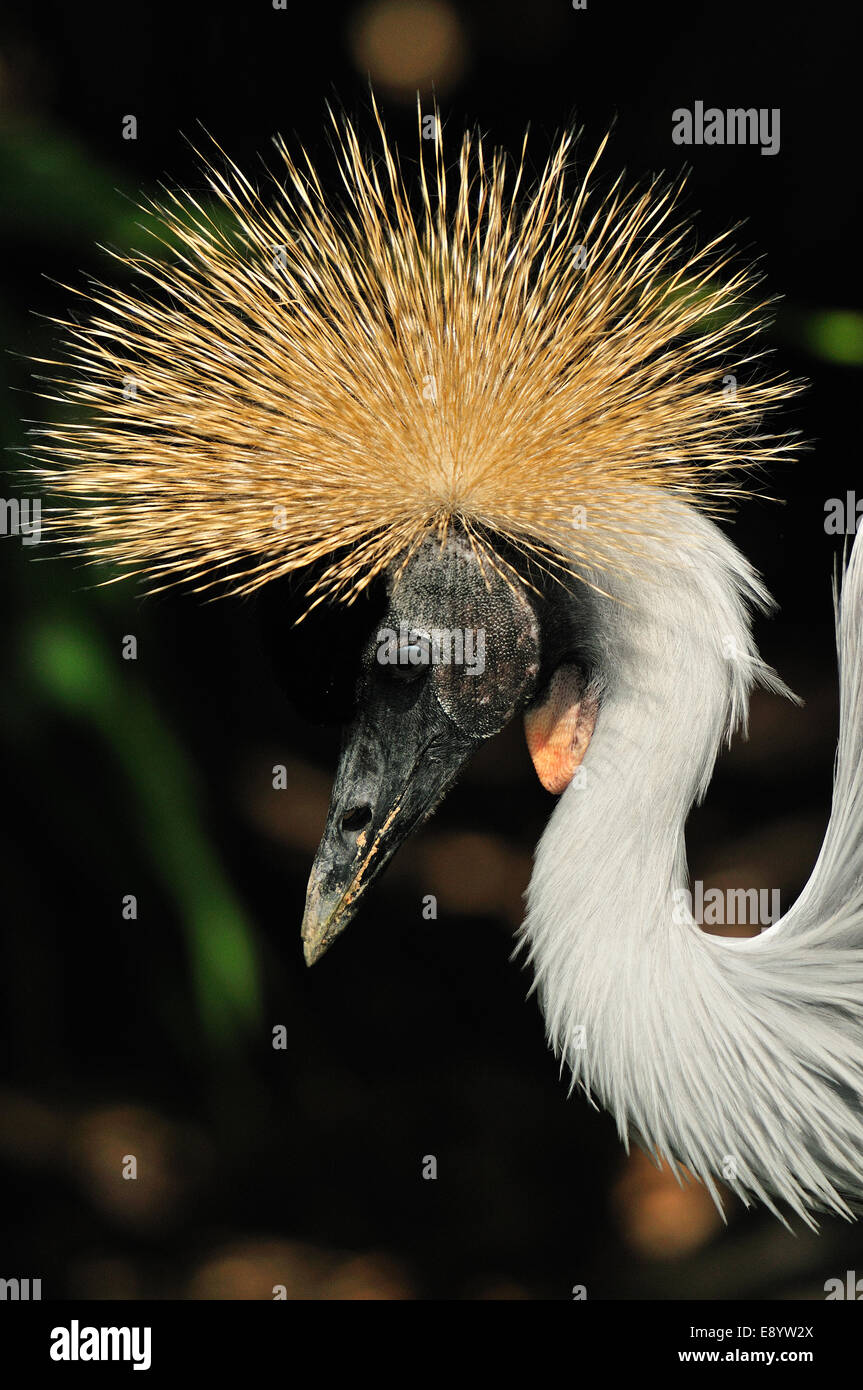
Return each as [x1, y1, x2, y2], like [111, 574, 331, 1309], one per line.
[0, 0, 860, 1299]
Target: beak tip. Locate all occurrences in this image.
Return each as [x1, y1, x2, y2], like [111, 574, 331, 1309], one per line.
[301, 902, 340, 967]
[302, 878, 357, 967]
[303, 937, 322, 967]
[301, 880, 334, 967]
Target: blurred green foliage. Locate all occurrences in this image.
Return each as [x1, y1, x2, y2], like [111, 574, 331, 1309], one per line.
[25, 613, 263, 1048]
[0, 127, 141, 246]
[799, 310, 863, 366]
[2, 124, 267, 1054]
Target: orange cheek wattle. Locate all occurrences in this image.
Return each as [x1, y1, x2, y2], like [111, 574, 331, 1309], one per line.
[524, 666, 597, 794]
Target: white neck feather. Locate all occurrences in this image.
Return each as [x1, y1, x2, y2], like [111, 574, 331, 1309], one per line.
[521, 496, 863, 1224]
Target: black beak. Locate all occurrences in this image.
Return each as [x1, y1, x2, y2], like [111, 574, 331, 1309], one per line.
[299, 524, 548, 964]
[301, 671, 480, 965]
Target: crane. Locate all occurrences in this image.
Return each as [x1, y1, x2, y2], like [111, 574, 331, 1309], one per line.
[31, 100, 863, 1228]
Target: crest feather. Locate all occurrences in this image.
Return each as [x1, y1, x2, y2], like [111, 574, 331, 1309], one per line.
[29, 98, 800, 605]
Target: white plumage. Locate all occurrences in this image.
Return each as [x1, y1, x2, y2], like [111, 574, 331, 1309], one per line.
[522, 497, 863, 1225]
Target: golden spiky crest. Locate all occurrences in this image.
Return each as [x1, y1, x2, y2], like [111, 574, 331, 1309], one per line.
[30, 98, 799, 607]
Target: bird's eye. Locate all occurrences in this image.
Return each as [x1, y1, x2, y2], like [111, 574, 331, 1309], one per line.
[393, 641, 428, 680]
[376, 631, 432, 681]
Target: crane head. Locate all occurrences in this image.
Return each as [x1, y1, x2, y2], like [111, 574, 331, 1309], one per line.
[27, 102, 797, 976]
[301, 527, 600, 964]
